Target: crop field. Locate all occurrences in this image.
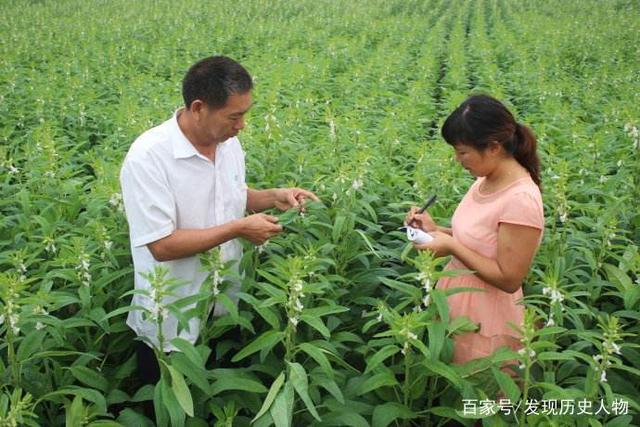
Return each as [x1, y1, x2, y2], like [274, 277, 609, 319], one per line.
[1, 0, 639, 425]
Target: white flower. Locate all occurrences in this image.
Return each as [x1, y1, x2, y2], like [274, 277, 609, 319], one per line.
[0, 314, 4, 325]
[376, 312, 383, 322]
[529, 349, 536, 358]
[422, 294, 431, 307]
[593, 354, 603, 362]
[294, 298, 304, 312]
[407, 331, 418, 340]
[546, 317, 555, 327]
[612, 342, 621, 354]
[35, 322, 45, 330]
[9, 165, 19, 174]
[44, 170, 56, 178]
[603, 341, 622, 355]
[104, 240, 113, 251]
[401, 342, 409, 355]
[600, 370, 607, 383]
[109, 192, 124, 211]
[289, 316, 299, 327]
[45, 240, 57, 253]
[292, 280, 304, 293]
[351, 179, 363, 191]
[329, 120, 336, 141]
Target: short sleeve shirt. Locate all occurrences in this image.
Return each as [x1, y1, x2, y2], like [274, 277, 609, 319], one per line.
[119, 109, 247, 351]
[451, 176, 544, 260]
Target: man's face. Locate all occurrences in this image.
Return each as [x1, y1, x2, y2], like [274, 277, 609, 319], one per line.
[198, 92, 252, 144]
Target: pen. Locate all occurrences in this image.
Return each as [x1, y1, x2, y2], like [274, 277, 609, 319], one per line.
[417, 194, 437, 213]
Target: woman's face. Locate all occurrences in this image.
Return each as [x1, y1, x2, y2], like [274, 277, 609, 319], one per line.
[453, 143, 494, 177]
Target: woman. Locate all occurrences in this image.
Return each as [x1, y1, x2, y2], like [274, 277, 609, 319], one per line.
[406, 94, 544, 364]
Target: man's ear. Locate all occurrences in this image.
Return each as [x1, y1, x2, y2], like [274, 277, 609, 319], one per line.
[190, 99, 204, 115]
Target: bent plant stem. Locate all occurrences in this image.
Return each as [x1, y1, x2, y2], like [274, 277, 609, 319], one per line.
[6, 327, 19, 387]
[284, 318, 295, 365]
[403, 349, 412, 427]
[425, 376, 439, 426]
[520, 361, 531, 423]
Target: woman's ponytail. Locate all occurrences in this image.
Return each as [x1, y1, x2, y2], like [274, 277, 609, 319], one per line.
[441, 95, 542, 190]
[513, 123, 541, 189]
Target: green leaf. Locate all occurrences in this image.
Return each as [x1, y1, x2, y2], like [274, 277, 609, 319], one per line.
[130, 385, 154, 402]
[216, 293, 239, 318]
[372, 402, 417, 427]
[447, 316, 478, 335]
[69, 366, 109, 392]
[288, 362, 321, 421]
[153, 381, 169, 427]
[312, 374, 344, 404]
[163, 363, 194, 417]
[42, 387, 107, 415]
[320, 412, 369, 427]
[298, 343, 334, 376]
[170, 338, 205, 367]
[66, 395, 85, 427]
[332, 214, 346, 241]
[16, 330, 46, 361]
[210, 377, 267, 395]
[355, 372, 399, 395]
[252, 371, 285, 423]
[117, 408, 154, 427]
[491, 366, 521, 402]
[423, 360, 462, 390]
[365, 345, 400, 373]
[302, 305, 349, 318]
[300, 314, 331, 338]
[379, 277, 421, 299]
[232, 331, 285, 362]
[270, 381, 294, 427]
[170, 353, 211, 395]
[159, 376, 185, 427]
[427, 321, 446, 360]
[355, 229, 381, 258]
[432, 289, 449, 324]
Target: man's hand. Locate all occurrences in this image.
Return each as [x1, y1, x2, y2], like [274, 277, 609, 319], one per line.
[236, 213, 283, 245]
[405, 206, 438, 232]
[273, 188, 320, 211]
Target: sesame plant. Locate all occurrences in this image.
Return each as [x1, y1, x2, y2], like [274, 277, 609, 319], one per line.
[1, 0, 639, 426]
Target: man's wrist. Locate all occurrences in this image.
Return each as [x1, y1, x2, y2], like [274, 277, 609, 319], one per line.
[229, 218, 244, 239]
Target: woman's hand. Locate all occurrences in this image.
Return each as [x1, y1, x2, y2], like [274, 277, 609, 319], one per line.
[405, 206, 438, 232]
[414, 231, 454, 257]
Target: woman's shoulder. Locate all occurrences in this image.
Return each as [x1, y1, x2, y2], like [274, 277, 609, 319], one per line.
[504, 176, 542, 202]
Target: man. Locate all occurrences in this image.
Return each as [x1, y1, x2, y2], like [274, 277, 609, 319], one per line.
[119, 56, 318, 364]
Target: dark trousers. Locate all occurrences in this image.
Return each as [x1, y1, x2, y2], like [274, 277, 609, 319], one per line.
[136, 341, 160, 385]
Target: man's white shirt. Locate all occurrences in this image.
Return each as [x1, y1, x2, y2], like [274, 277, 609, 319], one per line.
[120, 110, 247, 351]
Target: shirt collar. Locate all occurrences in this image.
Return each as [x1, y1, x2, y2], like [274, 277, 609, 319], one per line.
[170, 108, 201, 160]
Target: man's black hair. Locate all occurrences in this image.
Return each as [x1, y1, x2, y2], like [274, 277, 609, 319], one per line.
[182, 56, 253, 109]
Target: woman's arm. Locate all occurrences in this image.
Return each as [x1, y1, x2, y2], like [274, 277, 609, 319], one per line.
[416, 223, 541, 293]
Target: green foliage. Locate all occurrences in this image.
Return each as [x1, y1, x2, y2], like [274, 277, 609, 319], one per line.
[0, 0, 639, 426]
